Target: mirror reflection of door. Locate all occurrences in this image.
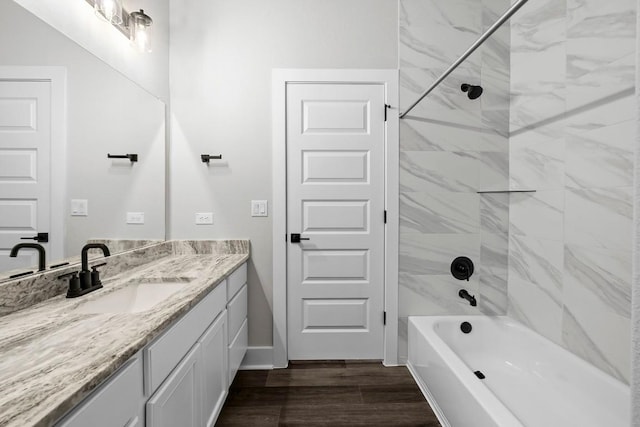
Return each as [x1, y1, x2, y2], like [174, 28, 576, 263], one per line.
[0, 80, 59, 273]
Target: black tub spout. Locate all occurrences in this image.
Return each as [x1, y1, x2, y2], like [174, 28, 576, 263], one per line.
[459, 289, 477, 306]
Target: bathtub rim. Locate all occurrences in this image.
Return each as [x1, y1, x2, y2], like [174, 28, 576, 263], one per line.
[408, 315, 526, 426]
[408, 315, 630, 427]
[406, 359, 452, 427]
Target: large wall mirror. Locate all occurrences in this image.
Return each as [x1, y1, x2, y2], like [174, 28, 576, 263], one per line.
[0, 1, 166, 279]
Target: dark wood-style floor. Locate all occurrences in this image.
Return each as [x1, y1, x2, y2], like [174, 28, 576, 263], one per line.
[216, 360, 442, 426]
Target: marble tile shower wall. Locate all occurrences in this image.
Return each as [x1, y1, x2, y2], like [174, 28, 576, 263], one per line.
[398, 0, 512, 360]
[508, 0, 636, 383]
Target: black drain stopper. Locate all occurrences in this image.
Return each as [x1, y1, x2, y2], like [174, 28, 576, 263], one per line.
[460, 321, 472, 334]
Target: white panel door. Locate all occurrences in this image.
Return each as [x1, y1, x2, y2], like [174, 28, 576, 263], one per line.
[0, 81, 51, 272]
[287, 83, 386, 359]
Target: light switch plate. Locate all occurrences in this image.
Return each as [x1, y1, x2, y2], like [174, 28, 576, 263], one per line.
[251, 200, 268, 217]
[195, 212, 213, 225]
[127, 212, 145, 224]
[71, 199, 88, 216]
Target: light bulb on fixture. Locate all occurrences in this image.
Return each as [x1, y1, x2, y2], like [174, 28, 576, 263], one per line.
[94, 0, 123, 24]
[129, 9, 153, 53]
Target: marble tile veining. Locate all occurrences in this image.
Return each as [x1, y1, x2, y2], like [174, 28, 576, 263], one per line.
[564, 186, 633, 251]
[478, 274, 508, 316]
[566, 0, 636, 79]
[399, 273, 481, 317]
[508, 235, 564, 301]
[562, 301, 629, 383]
[479, 193, 509, 233]
[508, 277, 563, 345]
[399, 233, 480, 276]
[400, 0, 482, 69]
[400, 151, 480, 194]
[565, 119, 634, 189]
[564, 244, 631, 317]
[509, 191, 564, 241]
[400, 192, 480, 234]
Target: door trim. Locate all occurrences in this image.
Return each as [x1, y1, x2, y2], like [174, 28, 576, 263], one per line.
[0, 66, 67, 263]
[272, 69, 399, 368]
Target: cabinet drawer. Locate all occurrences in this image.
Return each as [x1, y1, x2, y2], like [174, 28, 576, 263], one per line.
[57, 355, 143, 427]
[228, 318, 248, 384]
[227, 263, 246, 300]
[227, 283, 247, 341]
[145, 282, 226, 393]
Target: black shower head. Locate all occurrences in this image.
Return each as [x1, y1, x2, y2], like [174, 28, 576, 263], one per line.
[461, 83, 483, 100]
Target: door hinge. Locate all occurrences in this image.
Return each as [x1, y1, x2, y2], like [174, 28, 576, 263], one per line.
[383, 311, 387, 325]
[384, 210, 387, 224]
[384, 104, 390, 122]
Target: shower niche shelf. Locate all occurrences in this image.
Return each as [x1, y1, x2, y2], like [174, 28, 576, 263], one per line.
[476, 190, 536, 194]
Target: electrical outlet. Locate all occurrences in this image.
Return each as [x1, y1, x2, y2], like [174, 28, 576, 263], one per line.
[127, 212, 145, 224]
[71, 199, 88, 216]
[251, 200, 268, 217]
[195, 212, 213, 225]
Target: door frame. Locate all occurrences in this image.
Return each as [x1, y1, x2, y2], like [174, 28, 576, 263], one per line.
[0, 66, 67, 262]
[272, 69, 399, 368]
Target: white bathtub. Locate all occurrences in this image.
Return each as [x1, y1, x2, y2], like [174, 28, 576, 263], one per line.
[407, 316, 629, 427]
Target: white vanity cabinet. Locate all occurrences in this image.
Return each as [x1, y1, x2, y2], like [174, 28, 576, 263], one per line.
[146, 306, 229, 427]
[198, 310, 228, 427]
[56, 355, 145, 427]
[55, 262, 248, 427]
[146, 344, 203, 427]
[226, 263, 248, 384]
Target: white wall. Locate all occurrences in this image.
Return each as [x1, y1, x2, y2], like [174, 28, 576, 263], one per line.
[12, 0, 169, 101]
[169, 0, 398, 347]
[0, 1, 166, 259]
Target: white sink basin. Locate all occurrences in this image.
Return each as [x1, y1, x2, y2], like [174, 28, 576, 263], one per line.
[74, 279, 191, 314]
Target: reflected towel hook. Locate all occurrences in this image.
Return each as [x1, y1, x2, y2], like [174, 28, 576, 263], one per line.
[201, 154, 223, 163]
[108, 153, 138, 162]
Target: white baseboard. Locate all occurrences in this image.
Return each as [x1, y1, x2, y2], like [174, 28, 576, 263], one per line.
[240, 346, 274, 370]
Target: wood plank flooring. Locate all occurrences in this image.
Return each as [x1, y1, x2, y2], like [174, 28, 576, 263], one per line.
[216, 360, 442, 426]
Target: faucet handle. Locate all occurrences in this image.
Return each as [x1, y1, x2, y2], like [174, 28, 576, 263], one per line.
[90, 263, 107, 287]
[58, 271, 82, 298]
[91, 262, 107, 270]
[58, 271, 78, 280]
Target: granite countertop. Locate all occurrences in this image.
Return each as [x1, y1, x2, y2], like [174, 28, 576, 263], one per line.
[0, 252, 249, 427]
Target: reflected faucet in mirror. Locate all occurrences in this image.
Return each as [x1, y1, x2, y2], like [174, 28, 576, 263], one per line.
[10, 244, 46, 272]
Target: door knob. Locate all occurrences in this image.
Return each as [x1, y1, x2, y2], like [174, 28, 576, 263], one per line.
[20, 232, 49, 243]
[290, 233, 310, 243]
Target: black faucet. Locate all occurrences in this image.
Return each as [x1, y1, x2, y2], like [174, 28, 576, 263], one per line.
[79, 243, 110, 289]
[458, 289, 477, 306]
[9, 243, 46, 271]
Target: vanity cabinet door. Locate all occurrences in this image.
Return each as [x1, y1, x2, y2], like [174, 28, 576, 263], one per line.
[199, 310, 228, 427]
[146, 345, 202, 427]
[56, 355, 144, 427]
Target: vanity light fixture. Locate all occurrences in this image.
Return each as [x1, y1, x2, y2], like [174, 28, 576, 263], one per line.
[85, 0, 153, 52]
[129, 9, 153, 53]
[94, 0, 123, 24]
